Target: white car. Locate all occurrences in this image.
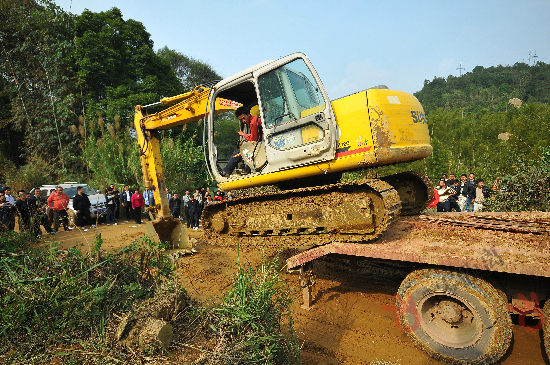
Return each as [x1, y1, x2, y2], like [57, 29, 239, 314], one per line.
[31, 182, 107, 226]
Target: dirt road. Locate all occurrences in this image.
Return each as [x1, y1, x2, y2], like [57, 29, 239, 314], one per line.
[44, 220, 549, 364]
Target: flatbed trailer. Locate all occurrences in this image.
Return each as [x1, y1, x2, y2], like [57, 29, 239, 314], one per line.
[286, 212, 550, 365]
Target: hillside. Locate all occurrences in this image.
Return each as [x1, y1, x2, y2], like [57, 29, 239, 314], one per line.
[414, 62, 550, 114]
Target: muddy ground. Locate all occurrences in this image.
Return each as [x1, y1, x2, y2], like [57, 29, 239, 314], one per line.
[42, 219, 549, 365]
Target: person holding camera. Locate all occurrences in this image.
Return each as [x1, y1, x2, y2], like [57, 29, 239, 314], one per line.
[105, 187, 118, 226]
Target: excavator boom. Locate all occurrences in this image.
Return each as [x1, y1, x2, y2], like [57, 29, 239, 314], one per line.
[134, 86, 239, 247]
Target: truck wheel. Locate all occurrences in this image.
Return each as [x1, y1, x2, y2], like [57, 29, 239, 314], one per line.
[67, 210, 77, 228]
[544, 301, 550, 359]
[397, 269, 512, 364]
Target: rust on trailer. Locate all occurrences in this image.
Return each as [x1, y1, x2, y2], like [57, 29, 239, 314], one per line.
[286, 213, 550, 278]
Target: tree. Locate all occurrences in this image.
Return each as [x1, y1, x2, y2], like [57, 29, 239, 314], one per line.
[157, 47, 220, 92]
[1, 0, 77, 169]
[70, 8, 182, 127]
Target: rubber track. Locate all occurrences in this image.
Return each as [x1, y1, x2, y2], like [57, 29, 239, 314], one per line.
[201, 179, 401, 248]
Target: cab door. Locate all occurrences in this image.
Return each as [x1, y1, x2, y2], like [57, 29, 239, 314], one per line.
[253, 53, 337, 173]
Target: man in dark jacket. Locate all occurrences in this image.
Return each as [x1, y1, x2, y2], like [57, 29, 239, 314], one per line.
[109, 184, 121, 220]
[120, 185, 133, 222]
[29, 189, 53, 236]
[448, 180, 461, 212]
[15, 191, 31, 232]
[105, 187, 118, 225]
[74, 186, 94, 231]
[0, 195, 14, 232]
[188, 195, 200, 230]
[169, 193, 182, 219]
[456, 174, 469, 211]
[465, 173, 476, 212]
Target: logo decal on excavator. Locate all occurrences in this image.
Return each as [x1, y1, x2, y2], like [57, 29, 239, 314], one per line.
[411, 111, 427, 124]
[162, 114, 181, 122]
[218, 99, 241, 109]
[356, 136, 369, 147]
[273, 136, 286, 149]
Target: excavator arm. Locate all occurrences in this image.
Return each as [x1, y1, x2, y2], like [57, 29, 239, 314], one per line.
[134, 85, 239, 247]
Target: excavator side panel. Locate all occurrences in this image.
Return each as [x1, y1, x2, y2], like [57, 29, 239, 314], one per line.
[331, 91, 377, 166]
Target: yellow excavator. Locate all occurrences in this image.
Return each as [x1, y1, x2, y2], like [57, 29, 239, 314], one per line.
[134, 52, 432, 248]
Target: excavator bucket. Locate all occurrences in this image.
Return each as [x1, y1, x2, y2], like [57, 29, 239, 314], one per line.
[144, 218, 188, 249]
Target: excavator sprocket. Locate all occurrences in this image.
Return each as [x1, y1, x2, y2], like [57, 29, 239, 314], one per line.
[381, 171, 433, 215]
[202, 179, 401, 249]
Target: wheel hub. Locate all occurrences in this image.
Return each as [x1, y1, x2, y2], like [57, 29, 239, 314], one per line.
[417, 292, 483, 348]
[436, 300, 464, 324]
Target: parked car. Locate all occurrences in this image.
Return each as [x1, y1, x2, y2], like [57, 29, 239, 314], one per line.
[31, 182, 107, 226]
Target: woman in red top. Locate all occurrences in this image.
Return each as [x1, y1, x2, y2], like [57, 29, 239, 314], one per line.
[131, 189, 144, 224]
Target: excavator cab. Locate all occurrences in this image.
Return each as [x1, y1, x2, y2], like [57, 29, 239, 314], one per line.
[206, 53, 337, 184]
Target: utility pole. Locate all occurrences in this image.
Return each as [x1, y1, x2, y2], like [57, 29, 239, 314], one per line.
[528, 50, 531, 65]
[532, 51, 539, 65]
[457, 62, 465, 76]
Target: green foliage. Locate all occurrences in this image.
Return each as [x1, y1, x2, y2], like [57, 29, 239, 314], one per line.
[418, 103, 550, 184]
[71, 8, 181, 123]
[213, 112, 241, 161]
[0, 234, 173, 362]
[83, 114, 142, 189]
[157, 46, 220, 92]
[416, 62, 550, 115]
[0, 231, 31, 254]
[3, 154, 56, 191]
[487, 151, 550, 212]
[203, 255, 300, 364]
[160, 137, 210, 193]
[2, 0, 78, 167]
[1, 1, 217, 191]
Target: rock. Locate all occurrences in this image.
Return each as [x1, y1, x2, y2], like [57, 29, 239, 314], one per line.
[116, 291, 185, 351]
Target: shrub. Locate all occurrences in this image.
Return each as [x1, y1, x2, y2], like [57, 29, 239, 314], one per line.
[487, 161, 550, 212]
[0, 234, 174, 363]
[200, 254, 300, 365]
[3, 155, 56, 192]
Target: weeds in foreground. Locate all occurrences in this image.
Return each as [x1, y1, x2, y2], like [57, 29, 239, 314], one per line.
[0, 232, 300, 364]
[0, 233, 174, 363]
[197, 254, 300, 365]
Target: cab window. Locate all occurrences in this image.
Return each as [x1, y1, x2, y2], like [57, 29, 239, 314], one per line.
[258, 58, 325, 128]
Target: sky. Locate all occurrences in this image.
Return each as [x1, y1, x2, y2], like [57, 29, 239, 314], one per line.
[54, 0, 550, 99]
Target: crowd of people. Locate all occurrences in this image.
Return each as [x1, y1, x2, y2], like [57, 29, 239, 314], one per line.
[0, 186, 75, 237]
[166, 186, 232, 230]
[428, 173, 495, 212]
[0, 183, 234, 237]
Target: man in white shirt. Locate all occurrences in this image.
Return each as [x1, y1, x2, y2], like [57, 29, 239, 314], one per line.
[121, 185, 133, 222]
